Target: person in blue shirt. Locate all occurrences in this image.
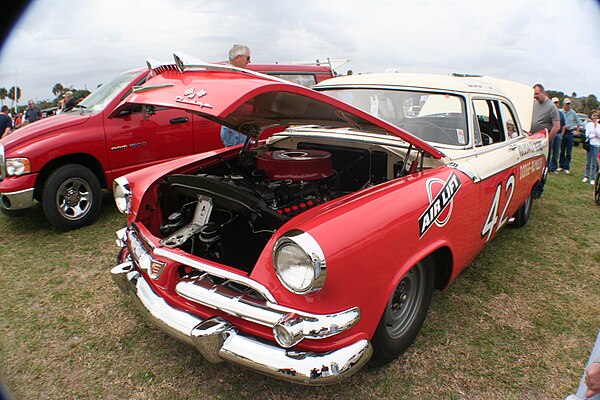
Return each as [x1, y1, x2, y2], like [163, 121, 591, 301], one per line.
[220, 126, 246, 147]
[557, 98, 581, 174]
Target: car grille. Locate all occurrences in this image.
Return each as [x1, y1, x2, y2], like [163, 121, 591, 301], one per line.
[128, 223, 272, 304]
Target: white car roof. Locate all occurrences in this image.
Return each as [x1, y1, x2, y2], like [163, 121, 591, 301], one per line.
[317, 73, 534, 132]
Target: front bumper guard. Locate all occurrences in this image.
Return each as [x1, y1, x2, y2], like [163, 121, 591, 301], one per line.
[111, 261, 372, 384]
[0, 188, 34, 210]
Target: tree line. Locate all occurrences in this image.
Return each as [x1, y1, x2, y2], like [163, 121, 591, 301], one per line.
[0, 83, 90, 113]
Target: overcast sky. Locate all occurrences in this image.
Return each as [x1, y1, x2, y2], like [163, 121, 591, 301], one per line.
[1, 0, 599, 106]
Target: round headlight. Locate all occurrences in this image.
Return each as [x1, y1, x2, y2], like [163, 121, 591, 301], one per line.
[113, 177, 131, 214]
[273, 230, 326, 294]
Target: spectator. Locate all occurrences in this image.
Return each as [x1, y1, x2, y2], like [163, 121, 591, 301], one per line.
[557, 98, 581, 174]
[583, 111, 600, 185]
[228, 44, 251, 69]
[24, 99, 42, 124]
[0, 105, 12, 138]
[221, 44, 251, 147]
[549, 97, 566, 174]
[13, 112, 22, 129]
[531, 83, 560, 198]
[63, 91, 78, 112]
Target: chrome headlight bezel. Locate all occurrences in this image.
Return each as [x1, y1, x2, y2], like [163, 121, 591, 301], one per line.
[5, 157, 30, 176]
[113, 176, 132, 214]
[273, 230, 326, 294]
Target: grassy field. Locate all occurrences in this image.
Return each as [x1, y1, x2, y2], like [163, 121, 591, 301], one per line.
[1, 146, 599, 400]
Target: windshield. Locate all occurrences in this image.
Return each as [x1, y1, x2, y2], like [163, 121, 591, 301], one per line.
[322, 88, 469, 146]
[75, 70, 142, 113]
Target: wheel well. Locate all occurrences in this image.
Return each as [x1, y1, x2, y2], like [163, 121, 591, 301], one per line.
[34, 154, 107, 200]
[425, 246, 453, 290]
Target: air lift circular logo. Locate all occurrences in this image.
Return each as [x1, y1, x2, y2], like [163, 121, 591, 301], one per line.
[418, 172, 462, 237]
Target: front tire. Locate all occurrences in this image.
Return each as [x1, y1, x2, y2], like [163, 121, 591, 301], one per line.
[370, 261, 434, 366]
[41, 164, 102, 231]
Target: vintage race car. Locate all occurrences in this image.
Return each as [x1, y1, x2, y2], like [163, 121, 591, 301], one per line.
[111, 58, 547, 385]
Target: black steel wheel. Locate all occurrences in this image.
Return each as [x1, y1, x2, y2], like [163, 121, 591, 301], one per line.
[370, 261, 434, 366]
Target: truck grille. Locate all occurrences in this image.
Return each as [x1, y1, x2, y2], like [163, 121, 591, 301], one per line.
[0, 144, 5, 180]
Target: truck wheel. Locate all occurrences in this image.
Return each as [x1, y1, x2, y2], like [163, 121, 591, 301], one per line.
[512, 189, 533, 228]
[370, 261, 434, 366]
[41, 164, 102, 231]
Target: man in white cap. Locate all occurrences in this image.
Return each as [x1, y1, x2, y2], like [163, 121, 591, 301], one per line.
[557, 98, 581, 174]
[548, 97, 566, 173]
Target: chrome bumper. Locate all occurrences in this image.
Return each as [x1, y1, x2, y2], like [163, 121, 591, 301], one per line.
[0, 188, 34, 210]
[111, 261, 372, 384]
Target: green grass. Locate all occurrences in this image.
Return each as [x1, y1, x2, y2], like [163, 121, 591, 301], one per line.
[1, 147, 599, 399]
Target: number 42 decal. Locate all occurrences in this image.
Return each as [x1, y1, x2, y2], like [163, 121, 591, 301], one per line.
[481, 174, 515, 242]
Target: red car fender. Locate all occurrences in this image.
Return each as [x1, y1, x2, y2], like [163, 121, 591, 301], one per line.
[249, 167, 481, 341]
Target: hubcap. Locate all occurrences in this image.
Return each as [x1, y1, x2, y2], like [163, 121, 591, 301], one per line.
[56, 178, 92, 220]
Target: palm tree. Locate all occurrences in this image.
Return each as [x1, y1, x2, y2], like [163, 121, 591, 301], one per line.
[52, 83, 64, 97]
[7, 86, 22, 111]
[0, 87, 6, 106]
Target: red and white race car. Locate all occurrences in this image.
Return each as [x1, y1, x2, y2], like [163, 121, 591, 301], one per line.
[111, 58, 547, 384]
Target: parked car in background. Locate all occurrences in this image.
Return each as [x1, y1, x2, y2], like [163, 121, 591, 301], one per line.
[574, 112, 589, 146]
[0, 58, 333, 230]
[111, 61, 547, 385]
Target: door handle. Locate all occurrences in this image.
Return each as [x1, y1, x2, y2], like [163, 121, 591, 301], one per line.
[508, 144, 517, 151]
[170, 117, 189, 124]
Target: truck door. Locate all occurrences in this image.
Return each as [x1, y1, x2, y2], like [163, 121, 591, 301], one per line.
[105, 104, 194, 177]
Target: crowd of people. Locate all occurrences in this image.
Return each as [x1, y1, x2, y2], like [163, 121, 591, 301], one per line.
[0, 91, 78, 138]
[531, 84, 599, 198]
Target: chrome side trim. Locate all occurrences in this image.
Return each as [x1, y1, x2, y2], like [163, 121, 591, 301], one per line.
[111, 263, 372, 385]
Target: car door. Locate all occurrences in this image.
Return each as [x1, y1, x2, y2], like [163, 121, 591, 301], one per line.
[467, 98, 538, 243]
[105, 104, 195, 178]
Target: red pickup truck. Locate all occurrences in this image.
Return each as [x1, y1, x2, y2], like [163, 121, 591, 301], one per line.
[0, 62, 333, 230]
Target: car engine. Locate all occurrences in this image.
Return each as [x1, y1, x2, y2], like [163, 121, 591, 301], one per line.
[157, 149, 343, 271]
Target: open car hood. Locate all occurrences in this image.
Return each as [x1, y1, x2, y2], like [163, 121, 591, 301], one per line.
[112, 59, 444, 159]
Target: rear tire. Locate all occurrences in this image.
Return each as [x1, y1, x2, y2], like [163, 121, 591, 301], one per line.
[370, 261, 434, 366]
[41, 164, 102, 231]
[512, 189, 533, 228]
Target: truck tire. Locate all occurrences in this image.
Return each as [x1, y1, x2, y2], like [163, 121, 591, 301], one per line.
[41, 164, 102, 231]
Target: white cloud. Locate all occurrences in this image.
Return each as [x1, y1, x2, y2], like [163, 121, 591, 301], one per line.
[1, 0, 599, 103]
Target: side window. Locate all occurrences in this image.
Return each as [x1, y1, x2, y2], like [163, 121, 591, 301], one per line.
[472, 99, 505, 145]
[499, 102, 519, 139]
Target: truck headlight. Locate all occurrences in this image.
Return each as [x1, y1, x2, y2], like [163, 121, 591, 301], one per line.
[273, 230, 326, 294]
[5, 158, 30, 176]
[113, 176, 132, 214]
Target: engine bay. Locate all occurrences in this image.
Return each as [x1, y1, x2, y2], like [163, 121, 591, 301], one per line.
[155, 138, 421, 272]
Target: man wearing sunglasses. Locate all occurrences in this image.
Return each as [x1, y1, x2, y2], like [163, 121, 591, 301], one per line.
[221, 44, 252, 147]
[228, 44, 251, 69]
